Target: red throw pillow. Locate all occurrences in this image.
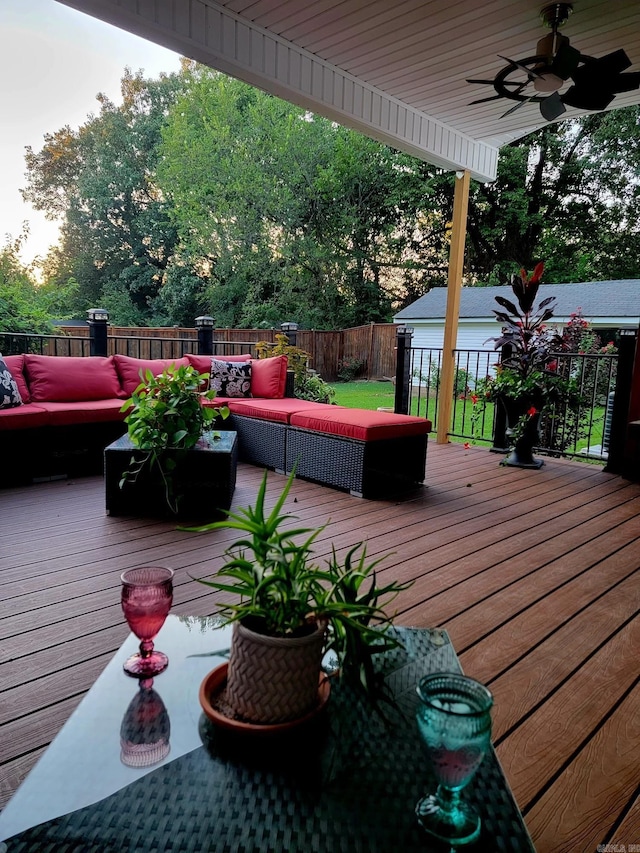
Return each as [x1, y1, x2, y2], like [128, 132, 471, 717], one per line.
[250, 356, 288, 399]
[25, 355, 122, 402]
[114, 355, 190, 397]
[3, 354, 30, 403]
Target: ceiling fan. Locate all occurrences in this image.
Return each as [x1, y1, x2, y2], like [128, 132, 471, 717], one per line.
[467, 3, 640, 121]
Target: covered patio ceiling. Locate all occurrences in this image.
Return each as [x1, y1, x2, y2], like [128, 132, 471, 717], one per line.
[57, 0, 640, 183]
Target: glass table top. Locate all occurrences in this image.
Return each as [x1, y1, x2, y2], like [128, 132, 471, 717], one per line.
[0, 616, 534, 852]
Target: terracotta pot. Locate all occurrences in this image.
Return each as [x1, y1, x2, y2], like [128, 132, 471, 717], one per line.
[225, 619, 327, 724]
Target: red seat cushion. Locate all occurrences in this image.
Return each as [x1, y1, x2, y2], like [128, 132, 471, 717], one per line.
[3, 354, 30, 403]
[37, 400, 127, 426]
[289, 408, 432, 441]
[228, 399, 338, 424]
[0, 403, 50, 429]
[202, 397, 234, 409]
[249, 356, 288, 399]
[113, 355, 190, 398]
[25, 355, 122, 403]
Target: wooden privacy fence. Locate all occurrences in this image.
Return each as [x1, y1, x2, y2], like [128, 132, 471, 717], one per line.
[47, 323, 398, 382]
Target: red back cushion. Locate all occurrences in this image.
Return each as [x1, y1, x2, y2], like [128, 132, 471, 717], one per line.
[250, 356, 288, 399]
[3, 355, 30, 403]
[114, 355, 190, 397]
[25, 355, 122, 402]
[186, 353, 251, 375]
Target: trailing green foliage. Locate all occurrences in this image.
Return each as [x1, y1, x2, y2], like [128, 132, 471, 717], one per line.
[120, 363, 229, 512]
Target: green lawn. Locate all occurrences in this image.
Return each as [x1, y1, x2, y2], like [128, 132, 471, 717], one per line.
[331, 381, 607, 456]
[331, 380, 395, 410]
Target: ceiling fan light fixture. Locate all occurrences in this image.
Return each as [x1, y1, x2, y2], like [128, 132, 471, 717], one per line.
[539, 3, 573, 30]
[533, 71, 565, 92]
[536, 31, 569, 62]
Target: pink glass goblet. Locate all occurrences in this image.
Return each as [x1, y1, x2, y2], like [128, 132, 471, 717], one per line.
[121, 566, 174, 678]
[120, 679, 171, 767]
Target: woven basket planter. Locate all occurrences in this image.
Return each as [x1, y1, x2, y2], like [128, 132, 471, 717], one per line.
[225, 619, 327, 724]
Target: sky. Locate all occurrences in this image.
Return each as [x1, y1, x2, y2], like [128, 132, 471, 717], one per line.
[0, 0, 182, 267]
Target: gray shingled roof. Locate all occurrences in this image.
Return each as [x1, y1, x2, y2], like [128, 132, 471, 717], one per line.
[394, 280, 640, 321]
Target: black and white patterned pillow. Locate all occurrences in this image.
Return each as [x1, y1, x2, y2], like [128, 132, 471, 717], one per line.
[210, 359, 252, 398]
[0, 354, 22, 409]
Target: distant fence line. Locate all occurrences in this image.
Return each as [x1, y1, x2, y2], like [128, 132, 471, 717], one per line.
[2, 323, 631, 465]
[1, 323, 398, 383]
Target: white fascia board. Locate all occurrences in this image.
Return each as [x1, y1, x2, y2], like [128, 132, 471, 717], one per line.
[56, 0, 498, 182]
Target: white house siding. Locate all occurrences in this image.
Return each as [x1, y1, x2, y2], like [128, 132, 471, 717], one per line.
[402, 320, 503, 352]
[401, 318, 574, 352]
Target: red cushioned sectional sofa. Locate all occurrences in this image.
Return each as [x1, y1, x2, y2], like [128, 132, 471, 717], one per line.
[0, 352, 431, 498]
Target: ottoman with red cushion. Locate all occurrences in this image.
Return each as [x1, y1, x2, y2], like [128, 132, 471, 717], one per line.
[286, 407, 432, 498]
[225, 398, 341, 471]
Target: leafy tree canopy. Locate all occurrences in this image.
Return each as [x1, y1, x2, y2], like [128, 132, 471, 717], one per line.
[17, 59, 640, 331]
[0, 231, 76, 334]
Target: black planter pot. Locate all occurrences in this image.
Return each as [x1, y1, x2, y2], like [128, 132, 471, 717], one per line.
[499, 396, 544, 469]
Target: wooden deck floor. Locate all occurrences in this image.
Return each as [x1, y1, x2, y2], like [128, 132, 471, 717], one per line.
[1, 443, 639, 852]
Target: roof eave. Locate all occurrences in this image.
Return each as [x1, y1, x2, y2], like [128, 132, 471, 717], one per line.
[56, 0, 499, 182]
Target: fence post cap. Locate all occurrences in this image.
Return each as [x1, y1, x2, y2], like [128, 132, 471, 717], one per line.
[195, 315, 215, 327]
[87, 308, 109, 322]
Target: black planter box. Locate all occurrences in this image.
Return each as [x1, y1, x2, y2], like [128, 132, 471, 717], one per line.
[104, 431, 238, 522]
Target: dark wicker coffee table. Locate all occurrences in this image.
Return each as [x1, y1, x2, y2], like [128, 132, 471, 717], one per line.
[104, 431, 238, 521]
[0, 617, 534, 852]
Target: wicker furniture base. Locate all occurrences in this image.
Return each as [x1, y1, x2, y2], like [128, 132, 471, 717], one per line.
[286, 427, 428, 498]
[227, 413, 287, 471]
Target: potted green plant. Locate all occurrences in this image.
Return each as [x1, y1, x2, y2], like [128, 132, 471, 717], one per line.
[188, 469, 411, 724]
[256, 334, 336, 403]
[119, 363, 229, 515]
[478, 262, 583, 468]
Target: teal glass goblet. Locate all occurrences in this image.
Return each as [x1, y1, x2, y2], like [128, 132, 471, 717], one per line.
[415, 672, 493, 848]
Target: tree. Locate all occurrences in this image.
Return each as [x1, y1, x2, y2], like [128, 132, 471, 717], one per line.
[22, 59, 640, 331]
[156, 68, 443, 328]
[463, 107, 640, 283]
[22, 68, 188, 323]
[0, 231, 75, 333]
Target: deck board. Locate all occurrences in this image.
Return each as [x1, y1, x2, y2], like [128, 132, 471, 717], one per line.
[1, 442, 639, 853]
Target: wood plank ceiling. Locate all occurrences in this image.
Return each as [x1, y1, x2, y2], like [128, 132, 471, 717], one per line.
[57, 0, 640, 182]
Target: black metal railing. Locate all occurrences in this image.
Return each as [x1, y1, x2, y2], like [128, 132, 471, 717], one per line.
[0, 332, 91, 356]
[403, 345, 619, 462]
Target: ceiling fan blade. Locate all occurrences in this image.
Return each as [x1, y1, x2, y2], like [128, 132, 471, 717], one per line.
[561, 85, 615, 111]
[550, 42, 581, 80]
[467, 78, 526, 89]
[500, 98, 532, 118]
[540, 91, 567, 121]
[469, 94, 505, 105]
[610, 71, 640, 94]
[498, 55, 544, 80]
[571, 49, 632, 88]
